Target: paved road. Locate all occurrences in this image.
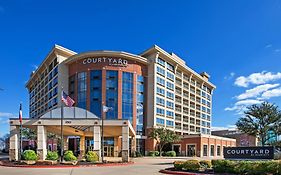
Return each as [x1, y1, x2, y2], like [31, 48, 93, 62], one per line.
[0, 157, 193, 175]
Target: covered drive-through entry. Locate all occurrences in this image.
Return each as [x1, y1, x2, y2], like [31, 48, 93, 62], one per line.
[9, 107, 136, 162]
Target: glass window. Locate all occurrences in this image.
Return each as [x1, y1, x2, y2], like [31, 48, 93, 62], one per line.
[203, 145, 208, 156]
[166, 120, 174, 126]
[166, 81, 174, 90]
[52, 77, 58, 86]
[156, 108, 165, 115]
[90, 70, 102, 117]
[210, 145, 215, 156]
[122, 72, 133, 123]
[166, 62, 174, 71]
[156, 97, 165, 106]
[157, 77, 165, 86]
[167, 72, 174, 81]
[157, 57, 165, 67]
[166, 110, 174, 117]
[137, 75, 145, 134]
[217, 145, 221, 156]
[157, 87, 165, 96]
[156, 118, 164, 125]
[166, 91, 174, 100]
[77, 72, 87, 109]
[166, 101, 174, 109]
[107, 71, 118, 119]
[157, 66, 165, 76]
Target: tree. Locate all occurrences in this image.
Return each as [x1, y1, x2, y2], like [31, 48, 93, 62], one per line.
[149, 127, 180, 156]
[22, 128, 37, 140]
[0, 134, 9, 151]
[236, 102, 281, 146]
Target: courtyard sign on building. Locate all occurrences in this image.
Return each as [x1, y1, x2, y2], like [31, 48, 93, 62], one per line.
[82, 57, 128, 67]
[224, 146, 274, 160]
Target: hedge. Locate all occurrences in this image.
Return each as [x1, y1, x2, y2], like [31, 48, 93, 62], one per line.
[212, 160, 281, 175]
[165, 151, 176, 157]
[85, 151, 99, 162]
[46, 151, 59, 161]
[148, 151, 159, 156]
[174, 160, 281, 174]
[63, 150, 77, 161]
[23, 150, 37, 161]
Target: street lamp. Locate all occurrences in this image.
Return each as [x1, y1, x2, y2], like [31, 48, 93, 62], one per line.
[101, 104, 112, 163]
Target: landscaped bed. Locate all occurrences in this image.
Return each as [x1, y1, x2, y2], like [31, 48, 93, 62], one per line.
[0, 150, 132, 168]
[160, 159, 281, 175]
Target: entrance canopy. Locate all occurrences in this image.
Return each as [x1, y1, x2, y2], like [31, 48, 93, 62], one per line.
[9, 107, 135, 137]
[9, 107, 136, 162]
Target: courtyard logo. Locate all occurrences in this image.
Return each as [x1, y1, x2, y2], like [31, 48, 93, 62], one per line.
[82, 57, 128, 67]
[224, 146, 274, 160]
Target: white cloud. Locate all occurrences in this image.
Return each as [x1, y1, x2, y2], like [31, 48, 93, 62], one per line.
[0, 112, 14, 117]
[236, 84, 279, 100]
[224, 72, 235, 80]
[32, 64, 38, 70]
[211, 125, 237, 131]
[234, 71, 281, 87]
[261, 88, 281, 99]
[225, 99, 263, 114]
[265, 44, 272, 48]
[274, 49, 281, 53]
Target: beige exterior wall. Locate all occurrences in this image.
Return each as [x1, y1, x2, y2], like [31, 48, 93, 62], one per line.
[26, 44, 215, 137]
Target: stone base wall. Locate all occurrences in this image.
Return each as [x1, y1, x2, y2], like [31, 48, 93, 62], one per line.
[9, 149, 18, 161]
[122, 150, 129, 162]
[78, 150, 85, 160]
[37, 149, 46, 160]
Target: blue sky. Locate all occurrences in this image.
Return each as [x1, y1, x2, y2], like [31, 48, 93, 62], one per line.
[1, 0, 281, 136]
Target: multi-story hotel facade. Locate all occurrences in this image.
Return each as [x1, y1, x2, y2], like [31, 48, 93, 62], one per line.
[23, 44, 235, 159]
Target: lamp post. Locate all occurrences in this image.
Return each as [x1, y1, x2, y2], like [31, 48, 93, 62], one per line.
[101, 104, 112, 163]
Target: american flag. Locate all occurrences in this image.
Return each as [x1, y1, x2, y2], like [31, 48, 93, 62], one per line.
[19, 103, 22, 123]
[61, 91, 75, 107]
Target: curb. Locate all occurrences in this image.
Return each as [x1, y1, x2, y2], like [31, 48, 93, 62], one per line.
[159, 169, 212, 175]
[0, 161, 134, 168]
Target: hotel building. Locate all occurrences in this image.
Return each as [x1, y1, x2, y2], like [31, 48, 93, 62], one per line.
[20, 44, 235, 160]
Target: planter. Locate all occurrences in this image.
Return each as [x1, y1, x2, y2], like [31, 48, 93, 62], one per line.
[36, 160, 58, 165]
[20, 160, 36, 165]
[62, 160, 78, 165]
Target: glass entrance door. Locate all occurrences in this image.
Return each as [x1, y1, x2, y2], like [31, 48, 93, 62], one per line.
[103, 146, 114, 157]
[187, 145, 196, 157]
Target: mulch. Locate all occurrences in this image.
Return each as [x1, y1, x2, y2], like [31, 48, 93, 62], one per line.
[0, 160, 134, 168]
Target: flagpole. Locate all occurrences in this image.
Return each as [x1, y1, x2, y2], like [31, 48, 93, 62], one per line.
[60, 89, 64, 163]
[19, 103, 22, 161]
[101, 102, 104, 163]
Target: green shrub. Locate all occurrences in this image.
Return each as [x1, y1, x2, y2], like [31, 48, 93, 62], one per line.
[85, 151, 99, 162]
[23, 150, 37, 161]
[212, 160, 281, 175]
[174, 161, 185, 170]
[135, 151, 142, 157]
[148, 151, 159, 156]
[182, 160, 201, 171]
[63, 150, 77, 161]
[46, 151, 59, 161]
[165, 151, 176, 157]
[254, 161, 280, 175]
[199, 160, 212, 169]
[212, 160, 237, 173]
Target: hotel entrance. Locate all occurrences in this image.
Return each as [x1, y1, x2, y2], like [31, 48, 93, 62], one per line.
[103, 146, 114, 157]
[103, 137, 114, 157]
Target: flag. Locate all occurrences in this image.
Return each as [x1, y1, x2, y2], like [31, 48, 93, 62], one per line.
[19, 103, 22, 123]
[61, 91, 75, 107]
[103, 105, 112, 112]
